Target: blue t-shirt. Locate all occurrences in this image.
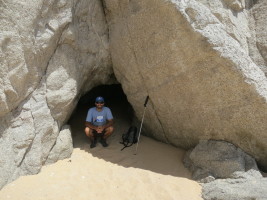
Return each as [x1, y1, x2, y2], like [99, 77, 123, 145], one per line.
[86, 107, 113, 126]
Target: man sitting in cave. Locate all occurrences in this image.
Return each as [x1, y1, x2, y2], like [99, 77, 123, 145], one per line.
[85, 96, 114, 148]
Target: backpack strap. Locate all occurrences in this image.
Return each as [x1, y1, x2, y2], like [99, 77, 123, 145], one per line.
[120, 126, 137, 151]
[120, 141, 134, 151]
[120, 133, 131, 151]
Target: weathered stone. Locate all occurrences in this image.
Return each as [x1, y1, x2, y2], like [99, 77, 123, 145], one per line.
[45, 0, 112, 126]
[198, 0, 250, 52]
[223, 0, 245, 12]
[45, 125, 73, 165]
[202, 170, 267, 200]
[0, 0, 112, 189]
[0, 79, 59, 188]
[104, 0, 267, 169]
[183, 140, 259, 180]
[230, 168, 263, 179]
[250, 0, 267, 74]
[0, 0, 73, 117]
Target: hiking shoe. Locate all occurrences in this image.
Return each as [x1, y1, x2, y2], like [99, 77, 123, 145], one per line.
[100, 138, 108, 147]
[90, 140, 97, 148]
[90, 142, 96, 148]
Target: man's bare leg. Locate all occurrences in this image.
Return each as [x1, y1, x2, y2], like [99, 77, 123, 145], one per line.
[85, 126, 114, 147]
[85, 127, 97, 148]
[85, 127, 94, 140]
[103, 126, 114, 139]
[98, 126, 114, 147]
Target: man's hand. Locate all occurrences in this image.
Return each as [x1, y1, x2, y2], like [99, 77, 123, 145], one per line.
[96, 126, 105, 133]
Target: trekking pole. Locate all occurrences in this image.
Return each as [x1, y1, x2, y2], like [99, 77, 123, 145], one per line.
[134, 96, 149, 155]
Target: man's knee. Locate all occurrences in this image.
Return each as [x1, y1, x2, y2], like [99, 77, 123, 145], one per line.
[85, 127, 93, 137]
[105, 126, 114, 135]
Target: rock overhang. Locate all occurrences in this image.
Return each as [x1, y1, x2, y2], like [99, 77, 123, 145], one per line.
[103, 0, 267, 169]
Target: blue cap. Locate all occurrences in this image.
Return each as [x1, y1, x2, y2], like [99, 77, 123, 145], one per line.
[95, 96, 104, 102]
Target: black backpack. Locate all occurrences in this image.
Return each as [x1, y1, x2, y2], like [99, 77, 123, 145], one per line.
[120, 126, 138, 151]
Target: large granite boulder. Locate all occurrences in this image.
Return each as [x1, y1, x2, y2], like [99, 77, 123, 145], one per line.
[0, 0, 112, 189]
[249, 0, 267, 74]
[183, 140, 259, 180]
[45, 125, 73, 165]
[104, 0, 267, 169]
[202, 170, 267, 200]
[184, 140, 267, 200]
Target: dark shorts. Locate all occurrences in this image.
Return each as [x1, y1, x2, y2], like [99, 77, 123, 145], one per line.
[92, 130, 105, 137]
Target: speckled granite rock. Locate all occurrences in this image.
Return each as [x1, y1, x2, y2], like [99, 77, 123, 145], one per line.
[104, 0, 267, 170]
[183, 140, 258, 180]
[0, 0, 112, 189]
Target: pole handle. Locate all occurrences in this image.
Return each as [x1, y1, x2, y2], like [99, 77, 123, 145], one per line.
[144, 96, 149, 107]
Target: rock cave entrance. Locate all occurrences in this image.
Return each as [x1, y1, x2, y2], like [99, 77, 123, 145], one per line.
[68, 84, 135, 148]
[67, 84, 189, 178]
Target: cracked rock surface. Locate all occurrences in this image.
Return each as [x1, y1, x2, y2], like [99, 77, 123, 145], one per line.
[0, 0, 112, 189]
[183, 140, 259, 180]
[183, 140, 267, 199]
[202, 169, 267, 200]
[104, 0, 267, 170]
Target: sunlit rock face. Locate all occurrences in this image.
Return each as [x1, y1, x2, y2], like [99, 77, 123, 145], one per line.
[1, 0, 267, 190]
[0, 0, 112, 189]
[249, 0, 267, 74]
[103, 0, 267, 169]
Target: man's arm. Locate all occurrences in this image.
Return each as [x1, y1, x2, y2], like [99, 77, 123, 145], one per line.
[103, 119, 114, 129]
[85, 121, 97, 130]
[104, 108, 114, 129]
[85, 108, 96, 130]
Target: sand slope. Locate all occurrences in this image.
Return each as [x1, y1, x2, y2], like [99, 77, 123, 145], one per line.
[0, 136, 202, 200]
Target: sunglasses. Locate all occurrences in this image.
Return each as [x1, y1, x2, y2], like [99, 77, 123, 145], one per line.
[96, 102, 104, 104]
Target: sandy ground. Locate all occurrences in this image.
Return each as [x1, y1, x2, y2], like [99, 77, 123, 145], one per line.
[0, 102, 203, 200]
